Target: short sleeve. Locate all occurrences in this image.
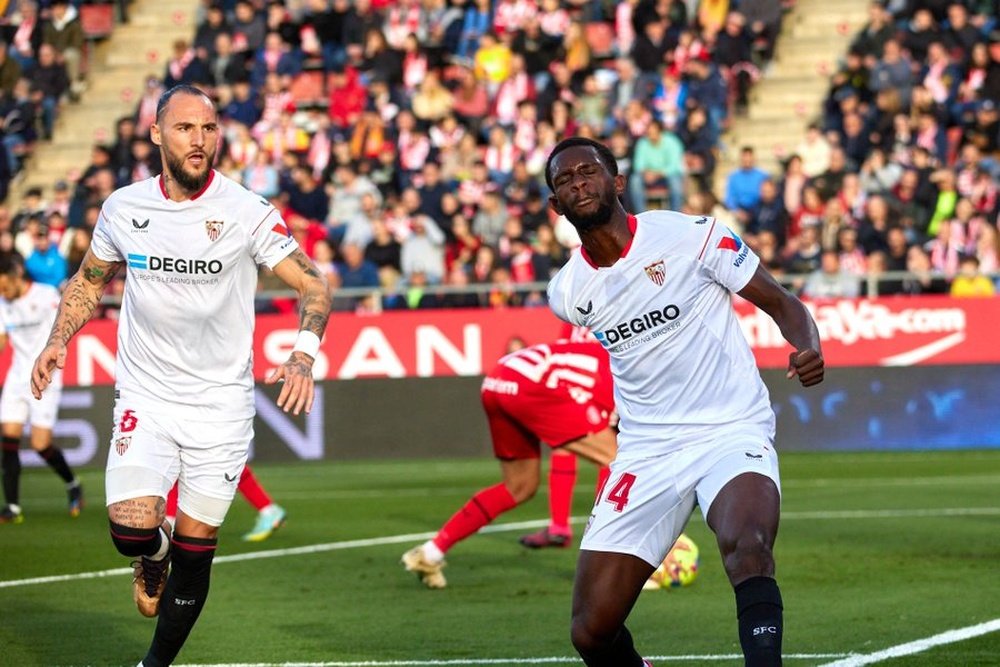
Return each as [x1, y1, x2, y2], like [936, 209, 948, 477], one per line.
[696, 219, 759, 293]
[547, 269, 576, 325]
[90, 208, 123, 263]
[250, 206, 299, 269]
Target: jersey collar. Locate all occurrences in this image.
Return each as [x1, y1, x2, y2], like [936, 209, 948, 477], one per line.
[158, 169, 216, 201]
[580, 214, 638, 269]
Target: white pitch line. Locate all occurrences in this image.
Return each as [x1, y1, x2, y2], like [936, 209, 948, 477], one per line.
[175, 654, 851, 667]
[2, 508, 998, 590]
[817, 618, 1000, 666]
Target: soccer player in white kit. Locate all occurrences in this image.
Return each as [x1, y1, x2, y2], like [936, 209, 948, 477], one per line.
[30, 85, 332, 667]
[544, 138, 824, 667]
[0, 252, 83, 524]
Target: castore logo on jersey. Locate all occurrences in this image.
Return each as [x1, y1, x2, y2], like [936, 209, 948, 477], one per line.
[131, 218, 150, 232]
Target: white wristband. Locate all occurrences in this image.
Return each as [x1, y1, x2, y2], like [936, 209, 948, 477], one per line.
[292, 331, 321, 359]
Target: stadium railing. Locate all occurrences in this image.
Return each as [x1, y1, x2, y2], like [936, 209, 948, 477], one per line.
[91, 270, 972, 309]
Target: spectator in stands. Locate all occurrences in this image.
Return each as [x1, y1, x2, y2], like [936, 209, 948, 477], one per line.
[243, 150, 280, 200]
[0, 41, 21, 96]
[27, 48, 66, 138]
[870, 39, 914, 107]
[629, 119, 686, 212]
[897, 244, 946, 294]
[746, 179, 789, 249]
[231, 0, 266, 55]
[401, 213, 446, 285]
[803, 249, 861, 299]
[364, 216, 402, 278]
[283, 162, 328, 224]
[193, 4, 230, 58]
[327, 163, 381, 245]
[23, 220, 66, 287]
[5, 0, 42, 71]
[42, 0, 83, 99]
[0, 78, 38, 174]
[472, 188, 507, 247]
[950, 255, 995, 297]
[207, 32, 249, 89]
[335, 241, 380, 310]
[724, 145, 768, 227]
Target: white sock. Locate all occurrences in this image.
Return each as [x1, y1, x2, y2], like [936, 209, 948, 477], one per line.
[150, 527, 170, 561]
[8, 503, 21, 514]
[422, 540, 444, 563]
[260, 503, 275, 514]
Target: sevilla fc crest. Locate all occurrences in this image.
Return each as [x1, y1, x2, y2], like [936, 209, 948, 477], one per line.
[644, 260, 666, 286]
[205, 220, 224, 242]
[115, 437, 131, 456]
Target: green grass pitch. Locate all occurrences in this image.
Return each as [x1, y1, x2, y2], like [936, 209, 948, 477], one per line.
[1, 450, 998, 666]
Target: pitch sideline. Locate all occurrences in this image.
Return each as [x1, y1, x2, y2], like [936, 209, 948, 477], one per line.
[2, 507, 1000, 590]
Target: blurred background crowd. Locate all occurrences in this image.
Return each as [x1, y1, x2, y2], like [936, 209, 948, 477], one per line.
[0, 0, 997, 314]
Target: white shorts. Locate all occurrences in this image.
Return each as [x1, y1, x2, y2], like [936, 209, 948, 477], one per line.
[0, 380, 61, 429]
[580, 432, 781, 567]
[104, 402, 253, 527]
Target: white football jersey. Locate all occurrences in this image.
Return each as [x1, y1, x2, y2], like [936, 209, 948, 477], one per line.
[91, 171, 298, 420]
[548, 211, 774, 457]
[0, 282, 63, 388]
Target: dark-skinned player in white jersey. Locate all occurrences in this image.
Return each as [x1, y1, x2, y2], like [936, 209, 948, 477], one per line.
[545, 137, 824, 667]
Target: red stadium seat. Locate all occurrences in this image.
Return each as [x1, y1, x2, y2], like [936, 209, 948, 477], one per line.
[80, 3, 115, 40]
[585, 22, 616, 60]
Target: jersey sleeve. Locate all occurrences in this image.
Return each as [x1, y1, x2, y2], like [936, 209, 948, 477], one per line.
[90, 207, 124, 262]
[546, 266, 578, 325]
[695, 218, 759, 293]
[249, 206, 299, 269]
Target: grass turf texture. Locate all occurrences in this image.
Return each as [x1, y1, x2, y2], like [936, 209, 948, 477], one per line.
[0, 450, 998, 666]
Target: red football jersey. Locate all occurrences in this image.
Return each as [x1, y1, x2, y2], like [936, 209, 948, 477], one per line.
[481, 341, 614, 459]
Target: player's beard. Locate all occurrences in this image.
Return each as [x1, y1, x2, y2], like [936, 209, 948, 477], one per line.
[564, 195, 614, 233]
[165, 149, 214, 194]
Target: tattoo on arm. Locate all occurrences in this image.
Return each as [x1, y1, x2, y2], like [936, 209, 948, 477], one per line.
[48, 255, 123, 347]
[284, 249, 331, 339]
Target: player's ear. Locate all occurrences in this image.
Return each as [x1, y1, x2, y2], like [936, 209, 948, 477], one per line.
[614, 173, 626, 196]
[548, 194, 563, 216]
[150, 123, 162, 147]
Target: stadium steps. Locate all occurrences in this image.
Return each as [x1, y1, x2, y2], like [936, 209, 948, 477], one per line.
[713, 0, 869, 192]
[8, 0, 199, 209]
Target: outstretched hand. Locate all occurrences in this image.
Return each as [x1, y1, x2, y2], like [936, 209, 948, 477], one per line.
[787, 348, 824, 387]
[265, 351, 316, 415]
[31, 343, 66, 399]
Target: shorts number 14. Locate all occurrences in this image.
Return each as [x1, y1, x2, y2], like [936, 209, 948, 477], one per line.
[604, 472, 637, 512]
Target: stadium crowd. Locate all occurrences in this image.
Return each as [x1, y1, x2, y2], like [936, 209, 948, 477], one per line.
[0, 0, 998, 312]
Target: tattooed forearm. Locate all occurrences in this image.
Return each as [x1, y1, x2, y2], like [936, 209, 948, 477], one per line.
[299, 284, 331, 338]
[47, 260, 121, 347]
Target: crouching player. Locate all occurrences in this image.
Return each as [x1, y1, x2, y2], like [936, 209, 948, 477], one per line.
[402, 340, 615, 588]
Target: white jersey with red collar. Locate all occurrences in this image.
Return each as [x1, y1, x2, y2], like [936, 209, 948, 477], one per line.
[90, 170, 298, 421]
[547, 210, 774, 456]
[0, 282, 62, 387]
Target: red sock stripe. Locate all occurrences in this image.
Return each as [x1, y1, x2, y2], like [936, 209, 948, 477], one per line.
[110, 530, 156, 542]
[171, 538, 218, 552]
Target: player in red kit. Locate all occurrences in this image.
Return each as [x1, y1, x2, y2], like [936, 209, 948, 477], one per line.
[402, 340, 616, 588]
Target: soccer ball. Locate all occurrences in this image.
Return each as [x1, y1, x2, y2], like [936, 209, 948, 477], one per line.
[643, 533, 700, 590]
